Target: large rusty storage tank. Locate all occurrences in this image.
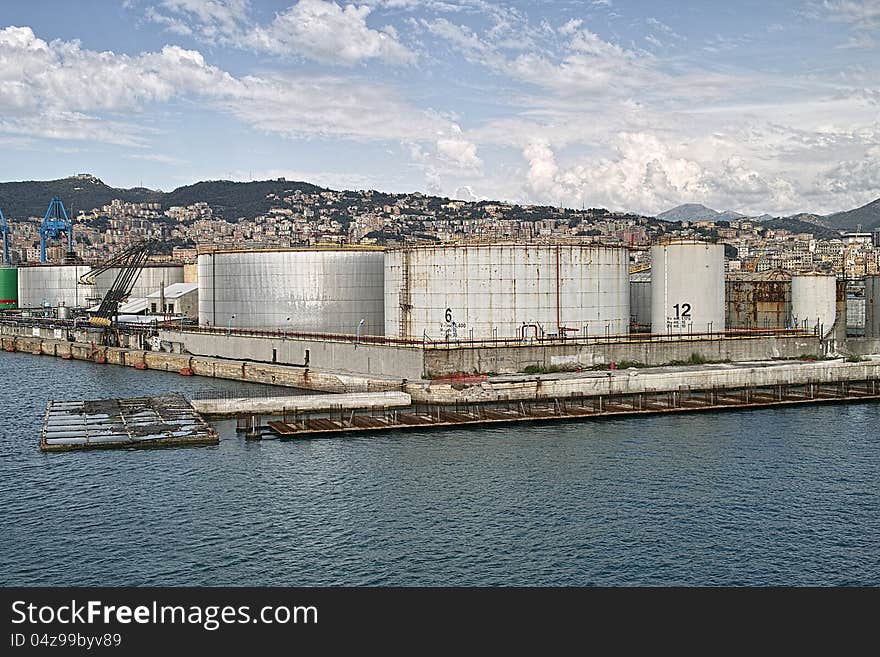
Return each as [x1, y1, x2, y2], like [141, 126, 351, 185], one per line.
[651, 241, 725, 334]
[198, 248, 385, 334]
[866, 275, 880, 339]
[384, 244, 630, 340]
[725, 271, 791, 330]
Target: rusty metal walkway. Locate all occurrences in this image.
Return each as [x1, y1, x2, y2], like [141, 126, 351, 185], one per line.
[257, 378, 880, 440]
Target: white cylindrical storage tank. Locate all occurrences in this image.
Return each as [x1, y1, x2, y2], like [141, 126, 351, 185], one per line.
[651, 242, 725, 334]
[90, 265, 186, 306]
[384, 244, 630, 340]
[791, 274, 837, 337]
[17, 265, 92, 309]
[128, 265, 185, 298]
[866, 275, 880, 339]
[198, 248, 385, 334]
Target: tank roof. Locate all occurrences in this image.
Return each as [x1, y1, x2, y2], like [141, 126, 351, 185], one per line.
[726, 270, 791, 282]
[199, 246, 385, 255]
[384, 242, 628, 252]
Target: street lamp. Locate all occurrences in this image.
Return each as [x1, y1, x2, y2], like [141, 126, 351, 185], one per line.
[226, 313, 236, 335]
[355, 317, 365, 349]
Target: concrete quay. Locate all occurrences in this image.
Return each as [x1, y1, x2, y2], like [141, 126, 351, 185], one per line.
[3, 324, 880, 408]
[192, 391, 412, 417]
[409, 357, 880, 404]
[0, 324, 880, 404]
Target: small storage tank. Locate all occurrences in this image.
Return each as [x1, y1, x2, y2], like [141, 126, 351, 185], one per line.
[651, 241, 725, 334]
[198, 248, 385, 334]
[17, 265, 91, 309]
[846, 295, 865, 336]
[865, 275, 880, 339]
[791, 273, 837, 337]
[725, 271, 790, 330]
[385, 244, 630, 340]
[90, 264, 185, 304]
[629, 271, 652, 331]
[0, 267, 18, 309]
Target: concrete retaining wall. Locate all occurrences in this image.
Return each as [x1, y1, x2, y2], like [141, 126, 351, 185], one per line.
[844, 338, 880, 357]
[0, 334, 402, 394]
[161, 330, 425, 380]
[423, 334, 823, 377]
[408, 358, 880, 404]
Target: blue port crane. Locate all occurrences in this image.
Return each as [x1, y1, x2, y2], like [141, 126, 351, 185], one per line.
[0, 208, 10, 264]
[39, 197, 74, 263]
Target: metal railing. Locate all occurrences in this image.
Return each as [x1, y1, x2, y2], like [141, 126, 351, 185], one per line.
[165, 323, 818, 350]
[190, 385, 308, 401]
[1, 314, 819, 348]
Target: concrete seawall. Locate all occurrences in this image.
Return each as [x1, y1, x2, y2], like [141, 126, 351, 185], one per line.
[192, 391, 412, 416]
[0, 334, 402, 394]
[423, 334, 825, 376]
[158, 328, 827, 378]
[408, 358, 880, 404]
[4, 331, 880, 408]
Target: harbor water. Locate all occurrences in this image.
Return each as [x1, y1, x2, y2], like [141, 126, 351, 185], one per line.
[1, 352, 878, 586]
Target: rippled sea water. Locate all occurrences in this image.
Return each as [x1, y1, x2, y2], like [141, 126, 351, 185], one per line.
[1, 352, 878, 586]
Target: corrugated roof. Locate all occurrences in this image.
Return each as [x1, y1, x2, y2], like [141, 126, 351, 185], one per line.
[146, 282, 197, 299]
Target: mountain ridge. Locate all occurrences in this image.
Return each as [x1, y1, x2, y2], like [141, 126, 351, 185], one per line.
[0, 175, 325, 222]
[0, 175, 877, 232]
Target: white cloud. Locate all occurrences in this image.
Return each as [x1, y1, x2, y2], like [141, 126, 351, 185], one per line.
[128, 152, 189, 166]
[436, 137, 481, 170]
[822, 0, 880, 30]
[818, 152, 880, 195]
[407, 129, 483, 183]
[0, 112, 147, 147]
[0, 25, 450, 147]
[149, 0, 251, 40]
[250, 0, 415, 65]
[424, 18, 667, 97]
[0, 27, 234, 113]
[838, 32, 877, 48]
[147, 0, 415, 65]
[523, 141, 558, 195]
[814, 1, 880, 48]
[219, 74, 451, 142]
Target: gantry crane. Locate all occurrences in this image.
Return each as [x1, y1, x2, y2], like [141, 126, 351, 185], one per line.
[39, 198, 74, 263]
[83, 240, 156, 328]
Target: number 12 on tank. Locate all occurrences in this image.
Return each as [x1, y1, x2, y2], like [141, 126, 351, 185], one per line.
[668, 302, 692, 328]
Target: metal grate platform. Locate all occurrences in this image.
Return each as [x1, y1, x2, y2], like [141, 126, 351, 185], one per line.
[40, 394, 218, 452]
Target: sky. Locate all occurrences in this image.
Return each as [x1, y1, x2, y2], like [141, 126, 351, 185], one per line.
[0, 0, 878, 216]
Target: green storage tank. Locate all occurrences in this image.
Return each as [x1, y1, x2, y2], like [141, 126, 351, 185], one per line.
[0, 268, 18, 309]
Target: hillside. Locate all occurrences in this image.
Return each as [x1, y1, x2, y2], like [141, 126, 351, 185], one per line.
[824, 197, 880, 232]
[0, 175, 160, 219]
[0, 175, 325, 222]
[760, 216, 841, 240]
[161, 179, 325, 220]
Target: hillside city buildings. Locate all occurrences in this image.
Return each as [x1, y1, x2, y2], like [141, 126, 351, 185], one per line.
[4, 186, 880, 277]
